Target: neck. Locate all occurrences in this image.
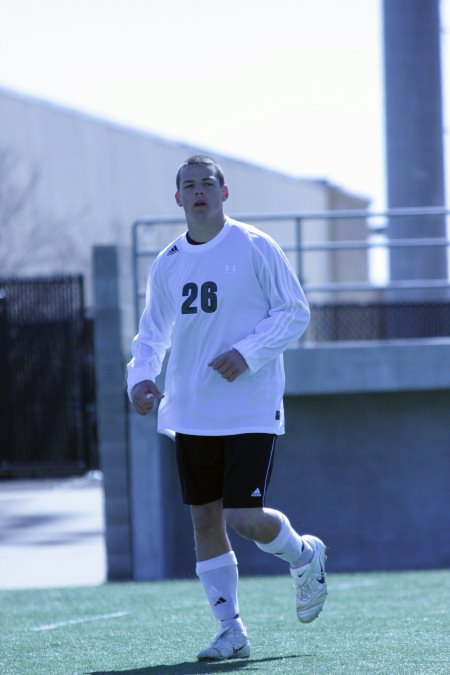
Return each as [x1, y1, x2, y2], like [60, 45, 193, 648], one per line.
[186, 215, 226, 243]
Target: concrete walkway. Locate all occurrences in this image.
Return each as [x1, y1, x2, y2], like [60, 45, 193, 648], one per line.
[0, 472, 106, 590]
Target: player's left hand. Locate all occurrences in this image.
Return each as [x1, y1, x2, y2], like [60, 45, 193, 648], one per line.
[208, 348, 248, 382]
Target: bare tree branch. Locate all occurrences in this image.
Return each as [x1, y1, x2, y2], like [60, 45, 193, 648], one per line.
[0, 144, 90, 276]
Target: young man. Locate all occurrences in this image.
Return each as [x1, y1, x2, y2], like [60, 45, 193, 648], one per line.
[128, 155, 327, 662]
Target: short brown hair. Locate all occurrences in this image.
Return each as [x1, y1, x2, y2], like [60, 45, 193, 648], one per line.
[176, 155, 225, 190]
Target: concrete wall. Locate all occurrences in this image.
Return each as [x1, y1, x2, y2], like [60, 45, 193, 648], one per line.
[276, 389, 450, 572]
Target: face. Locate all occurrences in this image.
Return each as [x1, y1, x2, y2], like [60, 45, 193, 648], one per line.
[175, 164, 228, 221]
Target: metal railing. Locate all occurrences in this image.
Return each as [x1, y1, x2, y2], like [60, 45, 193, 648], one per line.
[132, 206, 450, 335]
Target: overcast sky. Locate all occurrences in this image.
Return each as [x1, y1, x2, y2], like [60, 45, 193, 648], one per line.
[0, 0, 449, 210]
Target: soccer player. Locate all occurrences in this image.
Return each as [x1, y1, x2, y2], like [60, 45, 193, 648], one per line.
[127, 155, 327, 661]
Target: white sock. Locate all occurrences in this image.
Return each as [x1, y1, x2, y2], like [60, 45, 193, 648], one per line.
[196, 551, 244, 632]
[255, 513, 313, 568]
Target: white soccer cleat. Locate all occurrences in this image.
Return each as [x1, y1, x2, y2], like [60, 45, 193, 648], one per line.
[290, 534, 327, 623]
[196, 626, 250, 661]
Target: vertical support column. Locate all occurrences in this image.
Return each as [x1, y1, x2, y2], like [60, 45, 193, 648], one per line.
[383, 0, 447, 299]
[128, 409, 166, 579]
[93, 245, 133, 580]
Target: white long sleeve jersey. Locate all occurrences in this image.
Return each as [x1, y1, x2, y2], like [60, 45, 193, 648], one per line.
[127, 218, 310, 436]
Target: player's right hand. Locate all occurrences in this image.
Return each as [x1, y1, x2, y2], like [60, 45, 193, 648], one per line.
[131, 380, 164, 416]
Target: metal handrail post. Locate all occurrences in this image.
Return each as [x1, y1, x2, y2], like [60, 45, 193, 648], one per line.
[132, 221, 140, 328]
[295, 217, 303, 283]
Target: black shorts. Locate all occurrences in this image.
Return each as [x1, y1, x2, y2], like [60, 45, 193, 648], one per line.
[175, 433, 277, 508]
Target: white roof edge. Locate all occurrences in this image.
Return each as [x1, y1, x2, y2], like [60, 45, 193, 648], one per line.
[0, 83, 365, 198]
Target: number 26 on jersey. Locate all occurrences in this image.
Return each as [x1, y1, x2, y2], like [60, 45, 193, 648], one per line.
[181, 281, 218, 314]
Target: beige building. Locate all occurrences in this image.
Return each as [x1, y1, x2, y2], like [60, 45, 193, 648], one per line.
[0, 85, 370, 348]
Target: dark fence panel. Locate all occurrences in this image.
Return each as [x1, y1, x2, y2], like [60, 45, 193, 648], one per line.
[0, 276, 97, 477]
[308, 301, 450, 342]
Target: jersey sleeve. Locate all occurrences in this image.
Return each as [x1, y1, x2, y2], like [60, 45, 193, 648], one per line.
[231, 234, 310, 373]
[126, 257, 174, 399]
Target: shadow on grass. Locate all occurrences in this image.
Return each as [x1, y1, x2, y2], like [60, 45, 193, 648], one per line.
[89, 654, 309, 674]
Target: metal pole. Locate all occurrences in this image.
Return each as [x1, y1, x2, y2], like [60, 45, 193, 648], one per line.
[383, 0, 447, 302]
[132, 221, 140, 329]
[295, 217, 303, 283]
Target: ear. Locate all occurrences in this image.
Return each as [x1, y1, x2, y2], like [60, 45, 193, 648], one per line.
[175, 191, 183, 207]
[222, 185, 229, 202]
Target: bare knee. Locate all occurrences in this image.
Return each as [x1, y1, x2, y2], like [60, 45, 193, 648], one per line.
[224, 508, 263, 540]
[224, 507, 282, 543]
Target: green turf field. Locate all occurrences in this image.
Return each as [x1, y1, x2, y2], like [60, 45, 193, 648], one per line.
[0, 570, 448, 674]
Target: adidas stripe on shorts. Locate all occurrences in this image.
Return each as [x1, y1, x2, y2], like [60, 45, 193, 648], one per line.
[175, 433, 276, 508]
